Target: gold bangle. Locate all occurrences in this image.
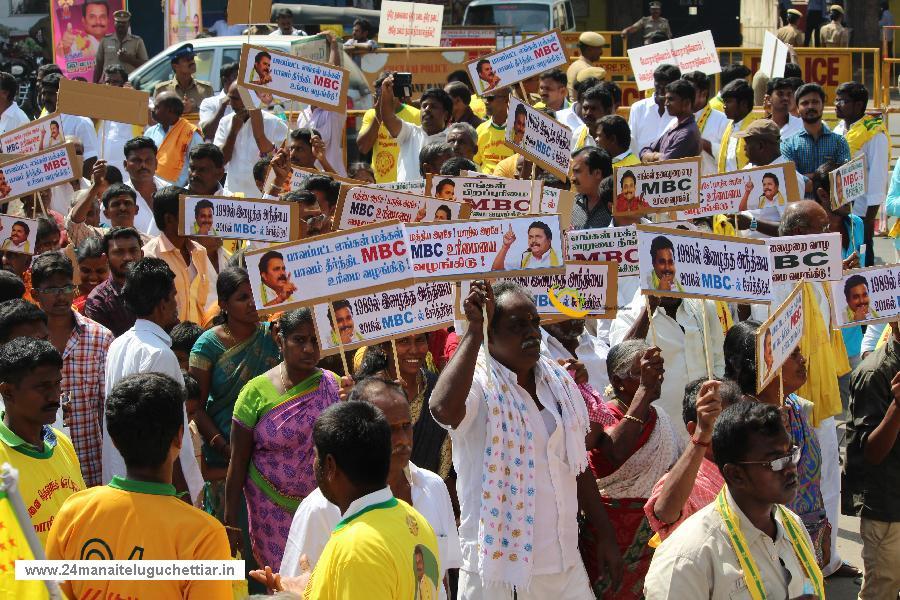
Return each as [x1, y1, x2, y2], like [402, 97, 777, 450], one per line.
[622, 414, 644, 426]
[210, 433, 224, 447]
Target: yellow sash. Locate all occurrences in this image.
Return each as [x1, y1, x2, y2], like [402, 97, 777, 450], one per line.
[520, 248, 561, 267]
[613, 152, 641, 168]
[843, 114, 887, 156]
[156, 118, 199, 182]
[796, 282, 846, 426]
[718, 112, 762, 173]
[715, 488, 824, 600]
[696, 104, 712, 134]
[574, 125, 590, 151]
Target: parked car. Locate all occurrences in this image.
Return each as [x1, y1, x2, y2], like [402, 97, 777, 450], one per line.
[462, 0, 576, 33]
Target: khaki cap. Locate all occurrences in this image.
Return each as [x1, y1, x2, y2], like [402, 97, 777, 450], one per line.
[787, 8, 803, 16]
[576, 66, 608, 82]
[732, 118, 781, 141]
[579, 32, 607, 47]
[830, 4, 844, 13]
[113, 10, 131, 22]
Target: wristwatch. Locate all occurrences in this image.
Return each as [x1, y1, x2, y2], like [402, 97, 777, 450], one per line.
[749, 217, 758, 231]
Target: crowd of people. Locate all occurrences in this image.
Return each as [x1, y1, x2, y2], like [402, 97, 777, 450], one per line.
[1, 7, 899, 600]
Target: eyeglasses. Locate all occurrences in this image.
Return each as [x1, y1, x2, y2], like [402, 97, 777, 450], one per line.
[35, 284, 76, 296]
[736, 445, 801, 472]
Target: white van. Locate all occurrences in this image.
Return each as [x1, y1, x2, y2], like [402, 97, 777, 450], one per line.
[462, 0, 576, 33]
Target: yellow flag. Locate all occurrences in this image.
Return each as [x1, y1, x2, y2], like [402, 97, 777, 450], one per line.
[0, 489, 49, 600]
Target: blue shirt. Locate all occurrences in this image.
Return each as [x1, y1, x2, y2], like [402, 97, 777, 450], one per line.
[807, 0, 825, 12]
[780, 122, 850, 184]
[143, 123, 203, 188]
[840, 213, 866, 357]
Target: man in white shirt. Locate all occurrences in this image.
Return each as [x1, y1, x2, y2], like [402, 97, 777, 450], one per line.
[644, 401, 823, 599]
[767, 77, 804, 140]
[281, 377, 462, 599]
[0, 72, 29, 135]
[198, 62, 238, 141]
[833, 81, 889, 268]
[269, 8, 306, 36]
[430, 280, 622, 598]
[102, 256, 204, 503]
[213, 82, 286, 196]
[682, 71, 729, 175]
[122, 136, 166, 236]
[96, 64, 140, 168]
[208, 8, 246, 37]
[542, 319, 610, 394]
[628, 64, 681, 155]
[610, 289, 725, 437]
[380, 75, 451, 182]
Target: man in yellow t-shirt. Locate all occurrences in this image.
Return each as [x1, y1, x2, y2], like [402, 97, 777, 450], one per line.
[0, 338, 84, 547]
[302, 401, 441, 599]
[358, 72, 421, 183]
[474, 88, 514, 174]
[45, 372, 232, 599]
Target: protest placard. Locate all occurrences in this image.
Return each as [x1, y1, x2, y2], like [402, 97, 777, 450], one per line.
[0, 113, 64, 156]
[756, 284, 803, 392]
[565, 226, 639, 276]
[313, 281, 455, 356]
[767, 233, 842, 284]
[408, 215, 565, 280]
[459, 170, 574, 220]
[504, 97, 571, 181]
[0, 215, 38, 255]
[50, 0, 125, 81]
[425, 174, 543, 220]
[244, 220, 414, 313]
[238, 44, 349, 112]
[627, 31, 720, 91]
[613, 157, 702, 216]
[178, 195, 301, 243]
[830, 154, 866, 211]
[267, 166, 365, 194]
[378, 1, 444, 47]
[227, 0, 271, 24]
[372, 179, 428, 195]
[291, 34, 330, 64]
[829, 264, 900, 328]
[333, 185, 471, 229]
[759, 31, 789, 79]
[676, 162, 801, 220]
[0, 144, 78, 205]
[466, 30, 567, 95]
[57, 78, 150, 126]
[636, 224, 772, 303]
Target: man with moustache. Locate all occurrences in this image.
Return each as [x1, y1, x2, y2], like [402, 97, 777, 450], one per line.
[644, 235, 684, 293]
[153, 44, 213, 115]
[193, 199, 214, 235]
[328, 300, 362, 345]
[85, 227, 144, 337]
[145, 92, 203, 188]
[93, 10, 148, 82]
[258, 250, 296, 307]
[844, 275, 878, 322]
[781, 83, 850, 184]
[629, 64, 681, 156]
[122, 137, 166, 236]
[491, 221, 562, 271]
[251, 51, 272, 85]
[644, 402, 824, 599]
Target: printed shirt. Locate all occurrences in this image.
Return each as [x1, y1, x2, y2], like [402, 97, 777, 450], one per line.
[0, 419, 84, 546]
[474, 120, 514, 174]
[84, 277, 136, 338]
[45, 476, 231, 599]
[60, 311, 113, 488]
[362, 104, 421, 183]
[644, 456, 724, 541]
[303, 487, 441, 600]
[643, 488, 818, 599]
[281, 463, 462, 600]
[780, 122, 851, 178]
[571, 194, 613, 230]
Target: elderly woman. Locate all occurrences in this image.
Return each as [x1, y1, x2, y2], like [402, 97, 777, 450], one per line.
[583, 339, 681, 599]
[723, 320, 831, 567]
[224, 307, 346, 572]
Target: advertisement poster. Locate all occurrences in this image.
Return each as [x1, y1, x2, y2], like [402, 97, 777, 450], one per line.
[424, 174, 542, 220]
[767, 233, 842, 284]
[407, 215, 564, 280]
[440, 27, 497, 48]
[313, 281, 455, 356]
[627, 30, 721, 91]
[0, 215, 39, 255]
[829, 264, 900, 328]
[0, 112, 63, 155]
[178, 195, 300, 244]
[244, 221, 413, 313]
[565, 226, 639, 276]
[466, 29, 567, 95]
[830, 154, 866, 211]
[613, 157, 702, 216]
[238, 44, 349, 113]
[166, 0, 203, 46]
[756, 284, 803, 392]
[505, 97, 571, 181]
[0, 144, 79, 205]
[333, 186, 470, 229]
[378, 0, 444, 47]
[51, 0, 126, 81]
[636, 224, 772, 304]
[677, 162, 801, 220]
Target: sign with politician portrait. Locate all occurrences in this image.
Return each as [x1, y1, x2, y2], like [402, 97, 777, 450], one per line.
[0, 112, 65, 156]
[465, 30, 567, 95]
[830, 264, 900, 328]
[333, 185, 470, 229]
[677, 162, 801, 220]
[0, 214, 38, 255]
[0, 143, 79, 204]
[424, 175, 543, 221]
[178, 195, 300, 244]
[636, 224, 772, 303]
[504, 97, 571, 181]
[756, 284, 803, 393]
[613, 157, 701, 216]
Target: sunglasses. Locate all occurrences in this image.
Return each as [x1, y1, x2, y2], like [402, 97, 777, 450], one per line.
[35, 284, 76, 296]
[736, 445, 801, 472]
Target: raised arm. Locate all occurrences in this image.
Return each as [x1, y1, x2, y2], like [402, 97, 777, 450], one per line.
[248, 108, 277, 155]
[429, 281, 494, 429]
[69, 160, 106, 223]
[379, 75, 403, 138]
[490, 225, 516, 271]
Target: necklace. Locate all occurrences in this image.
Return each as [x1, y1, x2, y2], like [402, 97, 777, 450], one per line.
[222, 322, 234, 346]
[280, 363, 291, 393]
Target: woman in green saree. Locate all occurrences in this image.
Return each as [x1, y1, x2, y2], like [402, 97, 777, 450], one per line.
[188, 267, 281, 516]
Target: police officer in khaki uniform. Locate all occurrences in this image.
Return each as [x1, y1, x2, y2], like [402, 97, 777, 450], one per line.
[776, 9, 806, 46]
[622, 1, 672, 46]
[566, 32, 606, 100]
[153, 43, 213, 114]
[93, 10, 149, 82]
[820, 4, 850, 47]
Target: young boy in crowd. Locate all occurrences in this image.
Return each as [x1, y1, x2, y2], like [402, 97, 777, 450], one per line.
[170, 321, 204, 370]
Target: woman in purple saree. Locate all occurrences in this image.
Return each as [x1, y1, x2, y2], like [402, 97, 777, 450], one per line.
[224, 307, 342, 571]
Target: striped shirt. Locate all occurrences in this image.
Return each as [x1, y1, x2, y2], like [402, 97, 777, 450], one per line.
[780, 122, 850, 178]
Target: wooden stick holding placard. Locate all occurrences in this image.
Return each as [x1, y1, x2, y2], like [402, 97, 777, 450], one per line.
[328, 300, 351, 377]
[700, 300, 713, 379]
[644, 296, 659, 347]
[779, 367, 783, 403]
[391, 339, 402, 381]
[482, 304, 492, 388]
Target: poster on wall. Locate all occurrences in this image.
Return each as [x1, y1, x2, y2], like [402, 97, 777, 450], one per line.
[51, 0, 126, 81]
[166, 0, 204, 46]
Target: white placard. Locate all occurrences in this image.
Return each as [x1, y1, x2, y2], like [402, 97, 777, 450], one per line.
[505, 97, 571, 180]
[0, 144, 78, 204]
[759, 31, 788, 79]
[830, 265, 900, 328]
[830, 154, 867, 210]
[676, 163, 801, 220]
[178, 195, 300, 244]
[466, 30, 567, 95]
[378, 0, 444, 47]
[627, 31, 721, 91]
[767, 233, 843, 284]
[613, 157, 701, 216]
[334, 185, 470, 229]
[0, 112, 64, 155]
[756, 284, 803, 392]
[565, 226, 639, 276]
[426, 175, 542, 219]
